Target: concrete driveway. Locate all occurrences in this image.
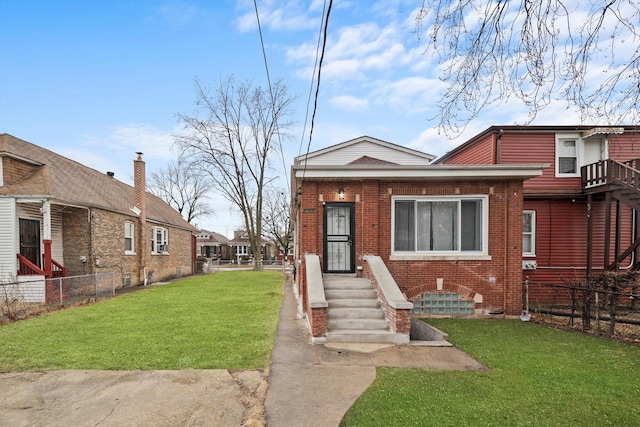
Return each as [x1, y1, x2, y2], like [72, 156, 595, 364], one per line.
[0, 369, 267, 427]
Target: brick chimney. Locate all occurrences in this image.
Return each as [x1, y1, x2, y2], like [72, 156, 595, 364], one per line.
[134, 152, 146, 222]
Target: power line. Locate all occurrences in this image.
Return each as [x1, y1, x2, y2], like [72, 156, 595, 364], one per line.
[298, 0, 328, 157]
[301, 0, 333, 181]
[253, 0, 290, 195]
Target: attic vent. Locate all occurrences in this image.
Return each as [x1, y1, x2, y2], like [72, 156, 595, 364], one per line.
[107, 171, 115, 177]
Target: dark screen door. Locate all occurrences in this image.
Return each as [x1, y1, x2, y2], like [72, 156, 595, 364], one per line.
[324, 203, 355, 273]
[19, 218, 41, 267]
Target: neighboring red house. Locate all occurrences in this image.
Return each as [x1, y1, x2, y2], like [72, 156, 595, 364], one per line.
[291, 136, 545, 343]
[0, 134, 198, 297]
[435, 125, 640, 301]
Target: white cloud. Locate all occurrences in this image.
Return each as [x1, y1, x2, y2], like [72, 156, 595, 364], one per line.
[371, 76, 444, 114]
[75, 124, 178, 184]
[234, 0, 320, 32]
[329, 95, 369, 111]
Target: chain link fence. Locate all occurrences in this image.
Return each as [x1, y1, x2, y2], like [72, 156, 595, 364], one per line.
[1, 272, 115, 324]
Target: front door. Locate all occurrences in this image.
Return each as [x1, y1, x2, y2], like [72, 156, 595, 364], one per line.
[19, 218, 41, 268]
[324, 203, 355, 273]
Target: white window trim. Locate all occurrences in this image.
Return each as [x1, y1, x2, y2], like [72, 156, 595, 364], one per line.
[555, 133, 581, 177]
[391, 195, 489, 259]
[152, 226, 169, 255]
[523, 210, 536, 257]
[124, 221, 135, 255]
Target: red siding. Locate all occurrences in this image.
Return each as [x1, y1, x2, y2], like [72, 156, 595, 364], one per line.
[444, 134, 495, 164]
[608, 133, 640, 161]
[499, 132, 584, 192]
[523, 198, 634, 296]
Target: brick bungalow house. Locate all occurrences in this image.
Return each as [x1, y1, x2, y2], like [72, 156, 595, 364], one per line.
[290, 136, 546, 343]
[227, 230, 276, 264]
[195, 229, 231, 260]
[0, 134, 198, 296]
[435, 125, 640, 303]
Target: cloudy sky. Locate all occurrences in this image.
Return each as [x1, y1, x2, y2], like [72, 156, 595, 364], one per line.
[0, 0, 614, 236]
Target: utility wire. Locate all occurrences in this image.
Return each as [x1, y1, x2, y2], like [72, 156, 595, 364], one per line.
[298, 0, 328, 157]
[253, 0, 290, 195]
[301, 0, 333, 181]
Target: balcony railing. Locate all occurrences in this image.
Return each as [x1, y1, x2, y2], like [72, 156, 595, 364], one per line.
[581, 159, 640, 191]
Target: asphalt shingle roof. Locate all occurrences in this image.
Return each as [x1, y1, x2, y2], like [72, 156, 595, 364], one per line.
[0, 133, 196, 232]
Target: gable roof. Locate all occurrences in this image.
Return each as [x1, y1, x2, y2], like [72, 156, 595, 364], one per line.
[196, 230, 229, 243]
[292, 135, 546, 182]
[0, 133, 196, 232]
[295, 136, 435, 167]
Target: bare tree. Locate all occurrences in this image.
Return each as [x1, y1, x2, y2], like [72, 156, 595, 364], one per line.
[147, 157, 213, 225]
[413, 0, 640, 135]
[263, 187, 292, 261]
[174, 76, 296, 270]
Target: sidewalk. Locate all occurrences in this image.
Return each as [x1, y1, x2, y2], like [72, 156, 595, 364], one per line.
[264, 282, 487, 427]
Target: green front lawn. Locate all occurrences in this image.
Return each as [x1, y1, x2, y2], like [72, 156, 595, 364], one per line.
[0, 271, 284, 371]
[341, 319, 640, 426]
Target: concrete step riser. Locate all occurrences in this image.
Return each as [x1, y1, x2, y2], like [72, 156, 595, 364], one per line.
[323, 281, 374, 290]
[328, 319, 390, 330]
[327, 299, 381, 309]
[327, 308, 385, 319]
[325, 290, 378, 300]
[326, 331, 398, 344]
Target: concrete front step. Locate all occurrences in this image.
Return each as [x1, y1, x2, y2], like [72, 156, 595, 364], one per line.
[327, 307, 385, 319]
[328, 318, 390, 330]
[325, 289, 378, 300]
[326, 330, 399, 344]
[323, 278, 374, 290]
[327, 299, 381, 309]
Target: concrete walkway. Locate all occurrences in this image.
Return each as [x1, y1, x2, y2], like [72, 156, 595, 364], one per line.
[264, 282, 487, 427]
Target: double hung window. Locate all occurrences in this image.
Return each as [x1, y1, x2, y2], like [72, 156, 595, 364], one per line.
[151, 226, 169, 254]
[523, 211, 536, 256]
[124, 221, 135, 254]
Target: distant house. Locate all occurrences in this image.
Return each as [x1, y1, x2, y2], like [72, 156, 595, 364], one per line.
[227, 230, 275, 263]
[435, 125, 640, 300]
[195, 230, 230, 260]
[290, 136, 545, 343]
[0, 134, 198, 294]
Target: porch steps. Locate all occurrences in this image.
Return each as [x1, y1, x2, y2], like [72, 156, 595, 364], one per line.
[323, 275, 397, 344]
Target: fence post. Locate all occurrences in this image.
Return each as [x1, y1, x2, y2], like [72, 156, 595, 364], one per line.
[59, 278, 63, 305]
[595, 291, 600, 334]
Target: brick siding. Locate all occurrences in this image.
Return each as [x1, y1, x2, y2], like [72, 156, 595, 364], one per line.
[298, 178, 525, 316]
[62, 207, 193, 288]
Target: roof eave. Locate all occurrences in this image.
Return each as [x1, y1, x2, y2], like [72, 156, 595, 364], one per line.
[294, 164, 548, 180]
